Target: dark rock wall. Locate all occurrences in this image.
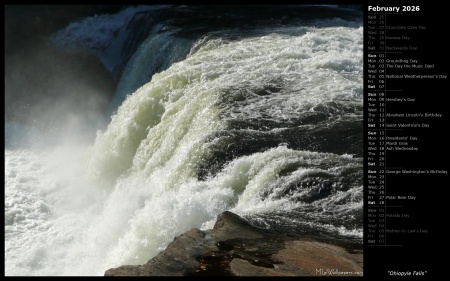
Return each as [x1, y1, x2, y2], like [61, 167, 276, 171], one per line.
[5, 5, 123, 136]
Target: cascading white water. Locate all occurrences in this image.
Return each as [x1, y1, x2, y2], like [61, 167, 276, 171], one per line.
[5, 12, 363, 276]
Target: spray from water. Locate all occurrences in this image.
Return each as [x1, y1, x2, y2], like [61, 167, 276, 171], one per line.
[5, 5, 363, 276]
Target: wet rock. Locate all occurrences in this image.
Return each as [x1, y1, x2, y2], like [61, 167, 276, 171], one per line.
[105, 211, 363, 276]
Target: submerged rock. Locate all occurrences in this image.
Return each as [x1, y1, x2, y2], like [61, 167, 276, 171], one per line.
[104, 211, 363, 276]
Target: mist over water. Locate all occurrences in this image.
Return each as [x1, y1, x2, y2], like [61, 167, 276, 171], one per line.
[5, 5, 363, 276]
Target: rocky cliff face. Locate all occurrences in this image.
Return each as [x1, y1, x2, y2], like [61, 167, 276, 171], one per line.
[105, 211, 363, 276]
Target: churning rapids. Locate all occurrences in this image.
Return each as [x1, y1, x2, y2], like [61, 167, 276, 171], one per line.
[5, 5, 363, 276]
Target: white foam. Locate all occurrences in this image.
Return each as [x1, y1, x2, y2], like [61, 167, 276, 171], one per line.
[112, 32, 192, 110]
[6, 20, 362, 276]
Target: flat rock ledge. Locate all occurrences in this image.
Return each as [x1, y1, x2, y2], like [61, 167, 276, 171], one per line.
[104, 211, 363, 276]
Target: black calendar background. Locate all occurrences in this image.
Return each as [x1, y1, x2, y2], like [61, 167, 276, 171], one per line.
[363, 1, 448, 279]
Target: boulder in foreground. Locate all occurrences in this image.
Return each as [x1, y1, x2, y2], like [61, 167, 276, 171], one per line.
[105, 211, 363, 276]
